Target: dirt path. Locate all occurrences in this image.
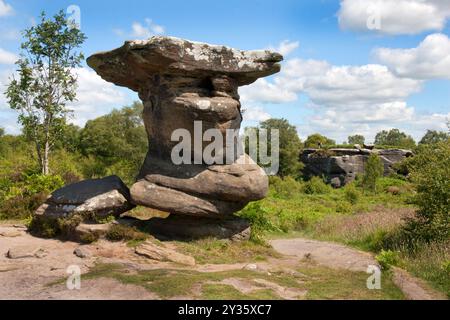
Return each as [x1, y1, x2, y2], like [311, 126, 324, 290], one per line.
[0, 223, 446, 300]
[269, 238, 446, 300]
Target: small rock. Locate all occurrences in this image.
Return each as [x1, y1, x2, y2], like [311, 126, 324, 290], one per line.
[6, 246, 46, 259]
[135, 241, 195, 266]
[243, 264, 258, 271]
[74, 247, 91, 259]
[0, 229, 22, 237]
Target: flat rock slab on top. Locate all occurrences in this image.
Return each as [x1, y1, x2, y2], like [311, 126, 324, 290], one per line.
[87, 36, 283, 91]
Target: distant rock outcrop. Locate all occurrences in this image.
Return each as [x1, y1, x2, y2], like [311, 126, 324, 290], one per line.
[301, 148, 413, 188]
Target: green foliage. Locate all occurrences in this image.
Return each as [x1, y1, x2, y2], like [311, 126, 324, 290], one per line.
[304, 133, 335, 149]
[5, 10, 86, 175]
[419, 130, 449, 145]
[344, 183, 360, 205]
[105, 224, 148, 242]
[303, 176, 331, 195]
[249, 118, 303, 178]
[405, 140, 450, 242]
[376, 250, 400, 270]
[269, 176, 302, 199]
[238, 202, 278, 244]
[80, 102, 147, 184]
[362, 154, 384, 192]
[347, 134, 365, 146]
[374, 129, 416, 149]
[23, 174, 64, 195]
[0, 127, 4, 137]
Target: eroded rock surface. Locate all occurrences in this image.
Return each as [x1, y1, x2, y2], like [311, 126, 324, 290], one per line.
[32, 176, 134, 238]
[87, 37, 280, 220]
[301, 148, 413, 187]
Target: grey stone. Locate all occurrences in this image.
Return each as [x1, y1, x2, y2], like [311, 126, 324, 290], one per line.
[7, 246, 47, 259]
[34, 175, 134, 224]
[301, 148, 413, 187]
[73, 247, 91, 259]
[135, 240, 196, 266]
[142, 215, 251, 241]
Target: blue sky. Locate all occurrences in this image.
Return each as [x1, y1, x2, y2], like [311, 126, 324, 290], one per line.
[0, 0, 449, 143]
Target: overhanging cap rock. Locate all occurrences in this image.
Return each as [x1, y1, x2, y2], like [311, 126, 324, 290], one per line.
[87, 36, 283, 92]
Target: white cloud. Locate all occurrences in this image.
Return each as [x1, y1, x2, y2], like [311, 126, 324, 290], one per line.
[240, 78, 297, 104]
[239, 53, 449, 142]
[115, 18, 165, 39]
[0, 0, 13, 17]
[269, 40, 299, 56]
[375, 33, 450, 80]
[0, 67, 132, 133]
[338, 0, 450, 35]
[68, 68, 130, 127]
[0, 48, 17, 64]
[242, 105, 271, 122]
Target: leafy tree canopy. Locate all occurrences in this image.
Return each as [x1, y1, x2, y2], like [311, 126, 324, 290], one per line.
[304, 133, 335, 149]
[347, 134, 365, 146]
[374, 129, 416, 149]
[419, 130, 449, 145]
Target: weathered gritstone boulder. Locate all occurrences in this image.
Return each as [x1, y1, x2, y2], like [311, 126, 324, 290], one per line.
[87, 37, 280, 223]
[32, 176, 134, 238]
[301, 148, 413, 187]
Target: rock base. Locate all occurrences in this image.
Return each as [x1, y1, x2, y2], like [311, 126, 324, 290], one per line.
[141, 215, 251, 241]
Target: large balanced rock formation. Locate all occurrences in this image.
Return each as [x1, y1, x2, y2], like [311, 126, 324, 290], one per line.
[301, 148, 413, 188]
[87, 37, 282, 238]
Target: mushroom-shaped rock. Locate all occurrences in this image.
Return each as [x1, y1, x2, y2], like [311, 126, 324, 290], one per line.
[87, 37, 282, 221]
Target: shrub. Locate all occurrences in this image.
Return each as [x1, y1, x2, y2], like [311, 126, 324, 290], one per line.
[344, 183, 360, 204]
[238, 202, 278, 244]
[404, 140, 450, 242]
[376, 249, 400, 270]
[336, 201, 353, 214]
[105, 224, 148, 242]
[269, 176, 302, 199]
[24, 174, 64, 195]
[362, 154, 384, 192]
[302, 176, 331, 194]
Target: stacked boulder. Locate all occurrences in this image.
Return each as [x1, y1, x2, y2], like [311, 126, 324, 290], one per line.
[34, 37, 282, 241]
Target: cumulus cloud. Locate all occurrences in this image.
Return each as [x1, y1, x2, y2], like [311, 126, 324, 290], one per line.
[374, 33, 450, 80]
[68, 68, 130, 127]
[242, 105, 271, 122]
[338, 0, 450, 35]
[115, 18, 165, 39]
[0, 0, 13, 17]
[239, 53, 449, 142]
[0, 48, 17, 64]
[269, 40, 299, 56]
[0, 67, 131, 133]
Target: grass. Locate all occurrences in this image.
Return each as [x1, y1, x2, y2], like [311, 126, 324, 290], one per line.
[174, 238, 280, 264]
[76, 262, 404, 300]
[238, 176, 449, 298]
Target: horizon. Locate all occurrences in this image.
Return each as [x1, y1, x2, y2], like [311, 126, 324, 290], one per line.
[0, 0, 449, 143]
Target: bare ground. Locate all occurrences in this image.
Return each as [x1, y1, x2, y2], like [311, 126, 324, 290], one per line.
[0, 224, 445, 300]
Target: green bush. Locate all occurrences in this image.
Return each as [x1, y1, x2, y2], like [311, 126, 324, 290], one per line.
[362, 154, 384, 192]
[344, 183, 360, 204]
[105, 224, 148, 242]
[302, 176, 331, 194]
[24, 174, 64, 195]
[376, 249, 400, 270]
[405, 140, 450, 242]
[238, 202, 279, 244]
[269, 176, 302, 199]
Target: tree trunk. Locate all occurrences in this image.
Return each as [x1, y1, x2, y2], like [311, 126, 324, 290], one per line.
[42, 141, 49, 175]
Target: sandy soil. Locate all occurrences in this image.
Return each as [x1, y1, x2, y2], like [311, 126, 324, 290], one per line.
[0, 224, 445, 300]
